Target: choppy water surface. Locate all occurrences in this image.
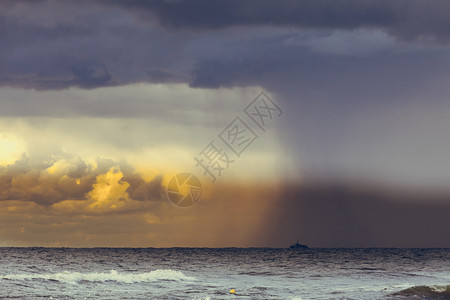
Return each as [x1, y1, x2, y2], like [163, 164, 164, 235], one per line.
[0, 248, 449, 299]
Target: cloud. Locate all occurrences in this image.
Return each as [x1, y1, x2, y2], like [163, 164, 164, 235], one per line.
[113, 0, 450, 41]
[70, 62, 113, 89]
[1, 0, 450, 90]
[0, 84, 264, 128]
[299, 29, 396, 57]
[0, 154, 163, 208]
[0, 180, 283, 247]
[1, 178, 449, 247]
[0, 0, 192, 90]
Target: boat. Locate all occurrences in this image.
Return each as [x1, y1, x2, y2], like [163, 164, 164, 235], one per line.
[289, 241, 309, 249]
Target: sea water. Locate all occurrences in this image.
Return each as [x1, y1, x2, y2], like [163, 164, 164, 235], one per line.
[0, 248, 449, 299]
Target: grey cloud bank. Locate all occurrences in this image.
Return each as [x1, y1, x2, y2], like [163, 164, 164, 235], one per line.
[1, 0, 450, 91]
[114, 0, 450, 40]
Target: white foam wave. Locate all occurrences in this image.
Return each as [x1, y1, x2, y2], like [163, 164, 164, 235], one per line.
[2, 269, 195, 284]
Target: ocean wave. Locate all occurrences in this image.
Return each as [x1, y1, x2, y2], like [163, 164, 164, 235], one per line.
[1, 269, 196, 284]
[391, 285, 450, 299]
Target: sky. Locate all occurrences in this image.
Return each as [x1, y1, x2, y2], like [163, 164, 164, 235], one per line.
[1, 0, 450, 247]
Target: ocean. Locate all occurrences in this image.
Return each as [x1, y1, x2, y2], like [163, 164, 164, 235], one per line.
[0, 248, 449, 299]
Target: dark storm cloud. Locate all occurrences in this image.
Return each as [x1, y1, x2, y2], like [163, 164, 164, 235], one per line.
[113, 0, 450, 41]
[0, 0, 193, 90]
[0, 155, 162, 207]
[70, 63, 113, 89]
[1, 0, 450, 91]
